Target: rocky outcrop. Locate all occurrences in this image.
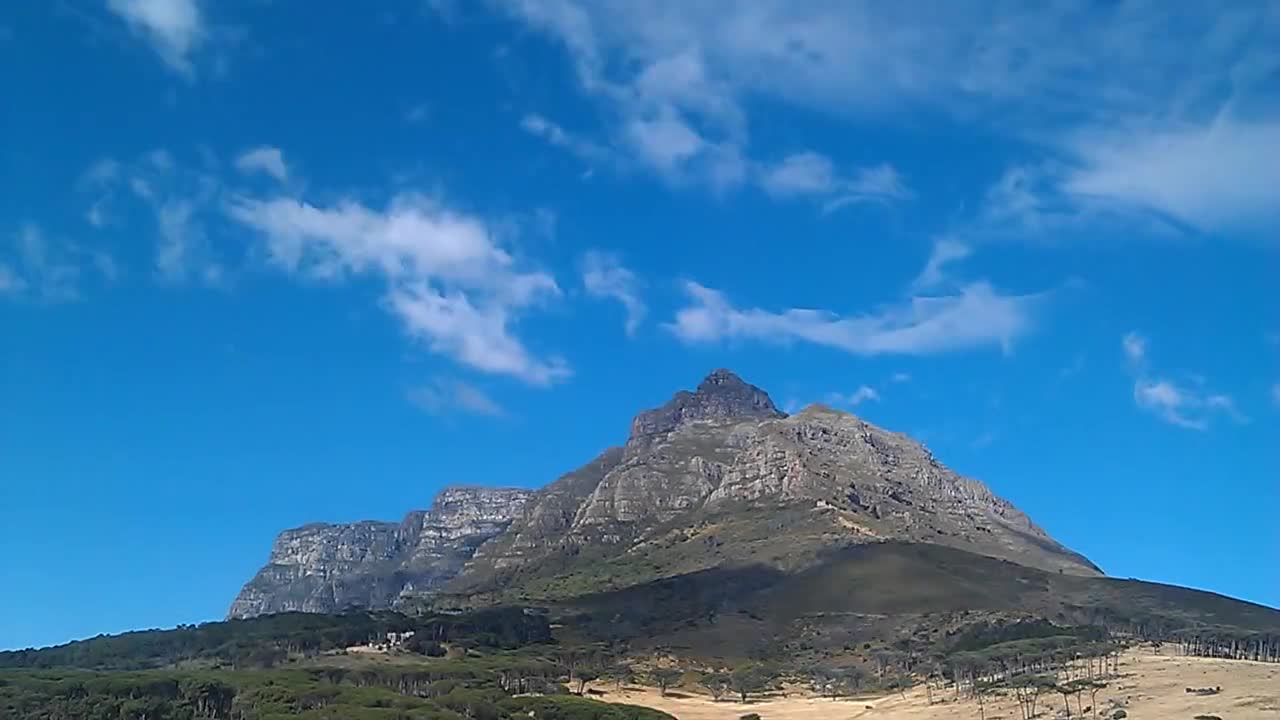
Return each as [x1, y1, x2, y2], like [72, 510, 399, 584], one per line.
[233, 369, 1101, 615]
[227, 487, 531, 618]
[455, 372, 1100, 598]
[629, 368, 785, 438]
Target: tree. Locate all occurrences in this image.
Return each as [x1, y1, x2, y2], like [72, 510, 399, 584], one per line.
[608, 663, 633, 691]
[872, 650, 900, 680]
[886, 671, 911, 700]
[809, 668, 834, 700]
[730, 664, 776, 704]
[1088, 680, 1108, 718]
[1011, 675, 1053, 720]
[650, 667, 682, 697]
[1057, 682, 1075, 717]
[974, 679, 997, 720]
[700, 672, 731, 701]
[1057, 678, 1101, 718]
[837, 665, 867, 697]
[572, 667, 600, 695]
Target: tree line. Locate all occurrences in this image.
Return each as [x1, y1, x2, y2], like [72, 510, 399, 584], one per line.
[0, 608, 552, 671]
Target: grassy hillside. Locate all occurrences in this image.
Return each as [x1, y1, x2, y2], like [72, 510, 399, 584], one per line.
[554, 541, 1280, 663]
[0, 608, 551, 671]
[0, 608, 672, 720]
[0, 667, 674, 720]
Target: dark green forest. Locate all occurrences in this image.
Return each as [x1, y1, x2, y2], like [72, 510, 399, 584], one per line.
[0, 667, 673, 720]
[0, 609, 550, 671]
[0, 609, 678, 719]
[3, 593, 1275, 719]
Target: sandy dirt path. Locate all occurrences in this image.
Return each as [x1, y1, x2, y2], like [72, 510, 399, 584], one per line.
[594, 651, 1280, 719]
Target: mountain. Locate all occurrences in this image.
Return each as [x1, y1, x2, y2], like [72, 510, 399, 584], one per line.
[228, 486, 532, 618]
[448, 369, 1098, 602]
[233, 369, 1096, 617]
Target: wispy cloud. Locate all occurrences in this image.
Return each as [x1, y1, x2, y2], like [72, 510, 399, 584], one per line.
[89, 152, 225, 284]
[1122, 332, 1147, 365]
[759, 152, 910, 210]
[1061, 119, 1280, 236]
[828, 385, 880, 407]
[1123, 332, 1245, 430]
[669, 279, 1039, 356]
[505, 2, 1278, 236]
[227, 193, 568, 385]
[408, 378, 506, 417]
[521, 114, 614, 167]
[911, 238, 971, 291]
[0, 224, 116, 303]
[234, 146, 289, 183]
[669, 236, 1043, 356]
[1133, 379, 1210, 430]
[581, 251, 645, 335]
[106, 0, 205, 76]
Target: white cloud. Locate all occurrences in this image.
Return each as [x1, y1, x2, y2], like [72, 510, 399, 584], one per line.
[388, 283, 568, 385]
[503, 2, 1276, 128]
[1133, 379, 1208, 431]
[520, 114, 613, 165]
[0, 263, 23, 294]
[911, 238, 971, 291]
[106, 0, 205, 76]
[669, 280, 1038, 356]
[227, 193, 568, 384]
[234, 146, 289, 183]
[0, 224, 116, 302]
[225, 195, 542, 291]
[829, 385, 880, 407]
[1205, 394, 1248, 423]
[505, 2, 1277, 234]
[891, 372, 911, 383]
[81, 158, 121, 186]
[759, 152, 837, 197]
[98, 153, 225, 284]
[409, 378, 506, 417]
[668, 234, 1043, 356]
[581, 251, 645, 335]
[759, 152, 910, 208]
[1124, 332, 1243, 430]
[1122, 332, 1147, 365]
[624, 113, 701, 171]
[821, 165, 913, 213]
[154, 199, 213, 282]
[1062, 120, 1280, 235]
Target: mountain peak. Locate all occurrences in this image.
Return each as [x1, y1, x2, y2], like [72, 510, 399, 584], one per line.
[630, 369, 785, 438]
[696, 368, 749, 392]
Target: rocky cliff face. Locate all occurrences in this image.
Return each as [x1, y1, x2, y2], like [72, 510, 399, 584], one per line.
[630, 368, 786, 437]
[453, 371, 1099, 599]
[233, 370, 1100, 616]
[227, 487, 531, 618]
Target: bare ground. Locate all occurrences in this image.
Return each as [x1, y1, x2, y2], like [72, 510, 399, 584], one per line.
[593, 650, 1280, 719]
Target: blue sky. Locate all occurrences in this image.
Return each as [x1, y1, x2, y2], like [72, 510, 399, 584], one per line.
[2, 1, 1278, 651]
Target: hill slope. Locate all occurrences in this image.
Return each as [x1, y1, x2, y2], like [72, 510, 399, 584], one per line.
[229, 487, 532, 618]
[446, 369, 1098, 602]
[227, 369, 1279, 652]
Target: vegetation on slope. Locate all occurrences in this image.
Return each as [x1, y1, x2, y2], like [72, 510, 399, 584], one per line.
[0, 666, 673, 720]
[0, 608, 551, 671]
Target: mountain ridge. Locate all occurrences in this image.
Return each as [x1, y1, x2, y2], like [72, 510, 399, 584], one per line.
[228, 486, 533, 618]
[230, 369, 1104, 619]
